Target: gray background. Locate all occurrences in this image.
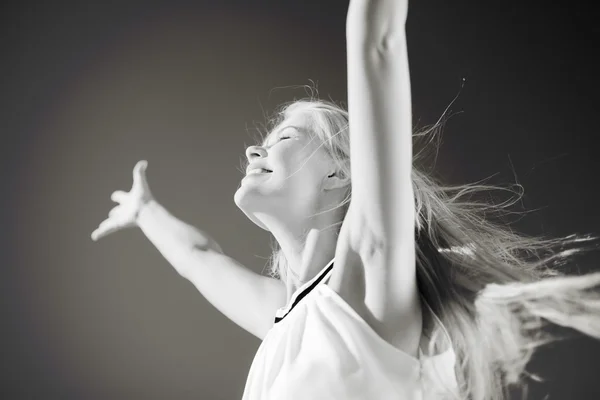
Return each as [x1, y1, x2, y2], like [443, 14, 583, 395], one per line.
[2, 1, 599, 398]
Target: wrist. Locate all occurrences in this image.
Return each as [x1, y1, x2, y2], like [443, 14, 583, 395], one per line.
[135, 197, 157, 224]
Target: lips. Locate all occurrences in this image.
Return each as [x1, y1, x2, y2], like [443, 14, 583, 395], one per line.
[246, 164, 273, 175]
[246, 168, 272, 176]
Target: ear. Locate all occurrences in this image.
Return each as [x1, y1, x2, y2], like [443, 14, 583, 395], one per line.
[323, 169, 350, 191]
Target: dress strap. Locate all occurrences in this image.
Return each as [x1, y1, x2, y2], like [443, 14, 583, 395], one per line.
[274, 259, 335, 324]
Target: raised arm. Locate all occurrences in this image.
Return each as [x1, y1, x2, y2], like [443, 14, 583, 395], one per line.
[345, 0, 417, 312]
[346, 0, 412, 250]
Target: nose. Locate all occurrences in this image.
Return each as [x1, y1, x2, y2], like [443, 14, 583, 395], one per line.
[245, 145, 267, 161]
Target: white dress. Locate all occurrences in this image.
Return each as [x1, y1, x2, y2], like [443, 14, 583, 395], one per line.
[241, 259, 457, 400]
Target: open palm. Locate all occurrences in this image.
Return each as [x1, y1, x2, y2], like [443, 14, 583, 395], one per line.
[91, 160, 154, 241]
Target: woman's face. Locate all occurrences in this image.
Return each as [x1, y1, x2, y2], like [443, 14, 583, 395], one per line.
[234, 112, 335, 230]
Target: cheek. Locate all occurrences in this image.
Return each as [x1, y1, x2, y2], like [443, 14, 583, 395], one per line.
[273, 146, 303, 172]
[272, 141, 327, 181]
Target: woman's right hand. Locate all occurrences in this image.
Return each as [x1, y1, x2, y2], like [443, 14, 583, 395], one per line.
[91, 160, 154, 241]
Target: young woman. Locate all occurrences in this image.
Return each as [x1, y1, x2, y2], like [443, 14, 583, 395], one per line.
[91, 0, 600, 398]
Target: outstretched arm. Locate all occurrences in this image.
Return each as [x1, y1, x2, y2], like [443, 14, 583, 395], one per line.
[345, 0, 417, 314]
[91, 161, 287, 341]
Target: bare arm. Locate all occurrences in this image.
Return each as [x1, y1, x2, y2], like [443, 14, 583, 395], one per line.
[137, 200, 287, 340]
[343, 0, 419, 342]
[346, 0, 413, 257]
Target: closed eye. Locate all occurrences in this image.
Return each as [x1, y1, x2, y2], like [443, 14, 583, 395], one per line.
[265, 136, 291, 148]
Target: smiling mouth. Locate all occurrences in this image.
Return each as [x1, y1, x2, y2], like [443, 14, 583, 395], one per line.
[246, 168, 273, 176]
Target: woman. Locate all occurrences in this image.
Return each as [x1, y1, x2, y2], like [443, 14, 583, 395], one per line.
[91, 0, 600, 399]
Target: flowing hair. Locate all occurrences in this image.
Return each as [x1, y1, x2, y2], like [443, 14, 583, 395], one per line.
[248, 96, 600, 400]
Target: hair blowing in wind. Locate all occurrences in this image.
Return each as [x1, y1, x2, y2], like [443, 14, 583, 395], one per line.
[257, 97, 600, 400]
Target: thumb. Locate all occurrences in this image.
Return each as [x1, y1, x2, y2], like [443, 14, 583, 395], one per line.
[133, 160, 148, 185]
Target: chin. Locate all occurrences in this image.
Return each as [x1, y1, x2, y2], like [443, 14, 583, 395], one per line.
[233, 189, 271, 232]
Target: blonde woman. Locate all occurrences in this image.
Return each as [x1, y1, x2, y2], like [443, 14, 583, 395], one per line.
[91, 0, 600, 398]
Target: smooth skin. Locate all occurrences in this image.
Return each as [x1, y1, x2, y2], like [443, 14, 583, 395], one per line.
[332, 0, 421, 356]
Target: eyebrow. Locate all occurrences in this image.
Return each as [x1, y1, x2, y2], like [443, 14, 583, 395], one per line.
[262, 125, 303, 147]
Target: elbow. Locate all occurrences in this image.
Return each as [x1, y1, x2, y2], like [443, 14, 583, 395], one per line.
[346, 1, 407, 52]
[347, 20, 407, 58]
[373, 31, 406, 57]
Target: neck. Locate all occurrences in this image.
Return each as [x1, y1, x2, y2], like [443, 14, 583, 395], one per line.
[257, 211, 341, 294]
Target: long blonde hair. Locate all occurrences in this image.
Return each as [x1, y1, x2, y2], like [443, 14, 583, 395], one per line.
[248, 96, 600, 400]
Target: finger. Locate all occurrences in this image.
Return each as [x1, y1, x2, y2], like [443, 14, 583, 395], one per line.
[133, 160, 148, 186]
[91, 219, 121, 241]
[91, 220, 110, 241]
[108, 206, 119, 218]
[111, 190, 127, 203]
